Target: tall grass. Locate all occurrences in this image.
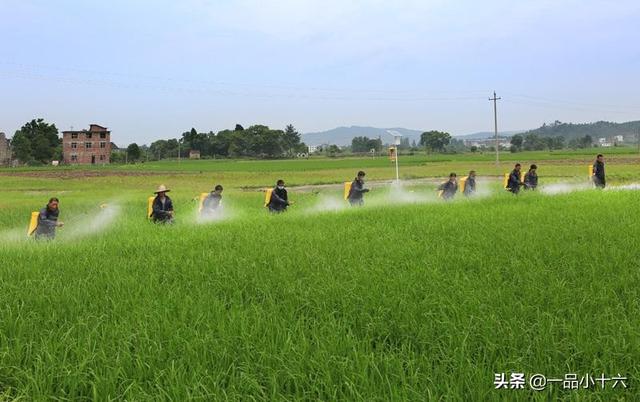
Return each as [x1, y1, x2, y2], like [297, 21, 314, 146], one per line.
[1, 180, 639, 400]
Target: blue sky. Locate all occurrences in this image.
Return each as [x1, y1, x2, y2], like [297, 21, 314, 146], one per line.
[1, 0, 639, 145]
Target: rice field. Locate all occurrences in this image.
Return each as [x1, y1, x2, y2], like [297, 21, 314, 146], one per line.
[0, 153, 639, 401]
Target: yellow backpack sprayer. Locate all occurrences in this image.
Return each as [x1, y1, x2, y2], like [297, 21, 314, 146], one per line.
[264, 188, 273, 207]
[343, 181, 352, 200]
[459, 176, 468, 194]
[27, 211, 39, 237]
[147, 196, 154, 219]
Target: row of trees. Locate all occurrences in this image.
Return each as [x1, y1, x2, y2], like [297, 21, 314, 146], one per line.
[148, 124, 306, 160]
[510, 133, 594, 152]
[351, 136, 383, 153]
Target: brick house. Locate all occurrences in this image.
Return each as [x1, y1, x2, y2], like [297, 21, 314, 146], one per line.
[0, 132, 10, 166]
[62, 124, 111, 164]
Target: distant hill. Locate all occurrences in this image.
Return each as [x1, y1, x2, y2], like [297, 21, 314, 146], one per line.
[301, 120, 640, 147]
[302, 126, 423, 146]
[454, 130, 524, 140]
[520, 120, 640, 141]
[302, 126, 528, 146]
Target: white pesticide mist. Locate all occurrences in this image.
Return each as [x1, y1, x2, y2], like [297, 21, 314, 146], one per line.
[384, 181, 434, 205]
[194, 202, 236, 225]
[606, 183, 640, 191]
[466, 178, 494, 200]
[364, 181, 440, 208]
[540, 182, 592, 195]
[61, 203, 121, 240]
[0, 228, 28, 243]
[305, 194, 348, 215]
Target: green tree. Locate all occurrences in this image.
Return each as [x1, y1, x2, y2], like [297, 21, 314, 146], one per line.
[327, 144, 341, 157]
[149, 140, 169, 160]
[283, 124, 303, 156]
[351, 136, 382, 153]
[523, 133, 545, 151]
[420, 131, 451, 153]
[510, 134, 523, 151]
[12, 118, 59, 164]
[580, 135, 593, 148]
[247, 125, 285, 158]
[127, 143, 141, 162]
[10, 131, 32, 163]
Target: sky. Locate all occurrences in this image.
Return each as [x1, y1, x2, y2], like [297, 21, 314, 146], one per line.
[1, 0, 639, 145]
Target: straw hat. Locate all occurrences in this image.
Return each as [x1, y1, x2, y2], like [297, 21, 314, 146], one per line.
[154, 184, 171, 194]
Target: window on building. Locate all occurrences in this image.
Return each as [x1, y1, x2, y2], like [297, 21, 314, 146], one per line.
[100, 133, 107, 139]
[71, 142, 77, 149]
[86, 133, 92, 139]
[85, 142, 92, 149]
[99, 142, 106, 148]
[71, 133, 78, 139]
[71, 154, 78, 162]
[99, 155, 105, 161]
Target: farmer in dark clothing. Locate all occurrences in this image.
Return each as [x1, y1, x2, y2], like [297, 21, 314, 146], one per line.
[463, 170, 476, 197]
[347, 171, 370, 206]
[202, 185, 223, 216]
[438, 173, 458, 200]
[268, 179, 289, 213]
[35, 197, 64, 239]
[592, 154, 606, 188]
[523, 164, 538, 190]
[507, 164, 523, 194]
[151, 184, 174, 223]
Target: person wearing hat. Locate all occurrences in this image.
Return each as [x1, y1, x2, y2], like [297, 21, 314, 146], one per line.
[151, 184, 174, 223]
[268, 179, 290, 213]
[202, 184, 223, 216]
[523, 164, 538, 190]
[437, 173, 458, 200]
[347, 171, 370, 206]
[35, 197, 64, 239]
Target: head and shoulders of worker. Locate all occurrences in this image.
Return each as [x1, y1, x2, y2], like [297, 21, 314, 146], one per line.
[354, 171, 366, 185]
[42, 197, 60, 216]
[154, 185, 172, 202]
[467, 170, 476, 183]
[210, 184, 223, 199]
[512, 163, 522, 174]
[595, 154, 604, 165]
[528, 164, 537, 176]
[446, 172, 457, 187]
[274, 179, 287, 195]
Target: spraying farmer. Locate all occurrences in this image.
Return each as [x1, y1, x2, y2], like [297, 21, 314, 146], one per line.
[268, 179, 289, 213]
[151, 184, 175, 223]
[463, 170, 477, 197]
[523, 164, 538, 190]
[347, 171, 370, 206]
[592, 154, 606, 188]
[507, 163, 523, 194]
[438, 173, 458, 200]
[202, 185, 223, 216]
[35, 197, 64, 239]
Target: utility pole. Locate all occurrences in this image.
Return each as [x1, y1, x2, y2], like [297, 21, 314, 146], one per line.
[489, 91, 501, 165]
[178, 140, 181, 164]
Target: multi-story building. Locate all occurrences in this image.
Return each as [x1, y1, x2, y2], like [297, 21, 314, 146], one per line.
[62, 124, 111, 164]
